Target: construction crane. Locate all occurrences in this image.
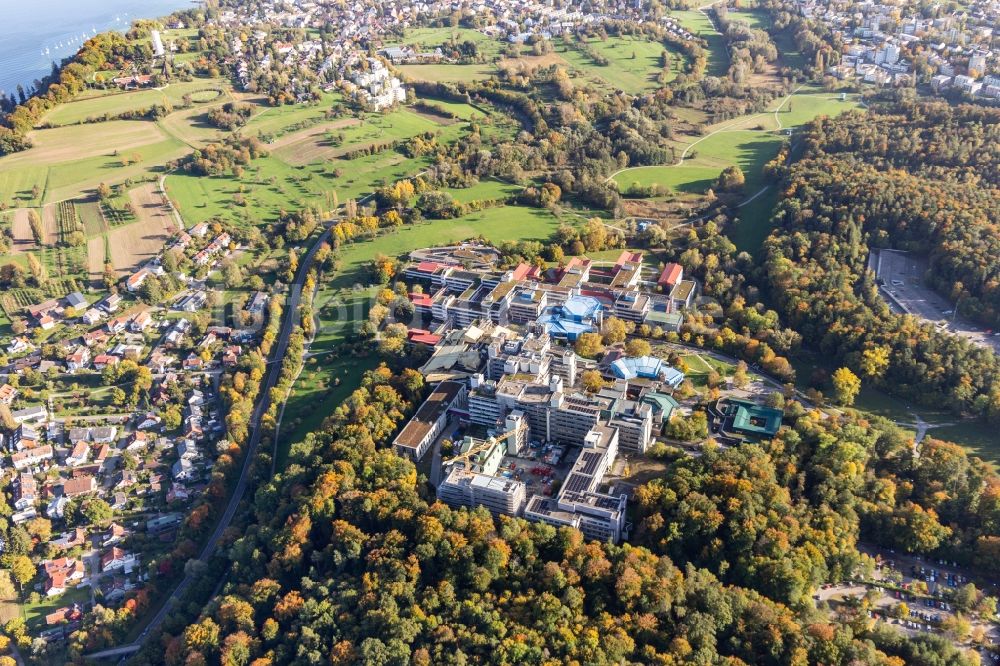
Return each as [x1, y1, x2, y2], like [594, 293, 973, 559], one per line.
[444, 424, 526, 471]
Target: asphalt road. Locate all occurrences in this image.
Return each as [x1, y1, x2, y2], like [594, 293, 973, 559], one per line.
[85, 225, 334, 661]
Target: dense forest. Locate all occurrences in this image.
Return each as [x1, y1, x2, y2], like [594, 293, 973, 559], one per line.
[143, 364, 997, 665]
[763, 99, 1000, 418]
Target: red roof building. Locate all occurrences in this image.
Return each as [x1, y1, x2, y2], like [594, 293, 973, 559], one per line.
[615, 250, 644, 266]
[657, 262, 684, 289]
[407, 329, 442, 346]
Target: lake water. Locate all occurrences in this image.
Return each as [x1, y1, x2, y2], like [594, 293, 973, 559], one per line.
[0, 0, 196, 98]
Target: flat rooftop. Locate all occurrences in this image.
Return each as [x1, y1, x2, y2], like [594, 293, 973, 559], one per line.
[394, 380, 464, 450]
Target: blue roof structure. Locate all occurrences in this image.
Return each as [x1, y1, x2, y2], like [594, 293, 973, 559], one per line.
[561, 295, 602, 321]
[610, 356, 685, 387]
[537, 295, 603, 341]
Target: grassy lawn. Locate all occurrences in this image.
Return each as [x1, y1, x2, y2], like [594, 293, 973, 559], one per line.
[276, 354, 381, 468]
[445, 178, 520, 203]
[768, 89, 862, 128]
[166, 154, 338, 226]
[615, 90, 860, 254]
[157, 104, 229, 147]
[729, 9, 773, 29]
[398, 63, 496, 84]
[328, 205, 562, 291]
[241, 93, 341, 137]
[614, 164, 722, 195]
[558, 35, 682, 94]
[271, 108, 444, 165]
[420, 98, 489, 120]
[43, 79, 229, 127]
[728, 186, 778, 255]
[672, 10, 728, 77]
[614, 130, 783, 196]
[23, 586, 91, 631]
[390, 26, 504, 60]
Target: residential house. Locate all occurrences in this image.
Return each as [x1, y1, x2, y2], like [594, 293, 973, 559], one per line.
[0, 383, 18, 405]
[7, 337, 34, 354]
[14, 473, 36, 510]
[183, 354, 204, 370]
[38, 315, 56, 331]
[46, 496, 68, 519]
[130, 311, 152, 332]
[100, 293, 122, 313]
[126, 269, 150, 293]
[51, 527, 87, 551]
[172, 458, 196, 481]
[65, 292, 87, 310]
[11, 445, 53, 470]
[27, 299, 60, 321]
[100, 547, 135, 572]
[102, 522, 129, 547]
[106, 315, 131, 334]
[111, 491, 128, 510]
[82, 330, 109, 347]
[91, 426, 117, 444]
[65, 441, 90, 467]
[42, 558, 86, 596]
[61, 475, 97, 498]
[66, 347, 90, 372]
[93, 354, 119, 371]
[44, 605, 82, 627]
[82, 308, 104, 325]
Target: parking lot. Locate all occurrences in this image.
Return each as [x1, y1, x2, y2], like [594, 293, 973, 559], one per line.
[871, 249, 1000, 353]
[817, 544, 1000, 660]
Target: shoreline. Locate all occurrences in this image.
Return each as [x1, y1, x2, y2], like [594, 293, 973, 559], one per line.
[0, 0, 201, 100]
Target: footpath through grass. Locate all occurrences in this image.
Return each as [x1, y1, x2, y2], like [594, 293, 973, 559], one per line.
[672, 10, 728, 77]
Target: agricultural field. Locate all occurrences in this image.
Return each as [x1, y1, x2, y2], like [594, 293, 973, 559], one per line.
[102, 184, 178, 275]
[6, 121, 169, 168]
[40, 203, 59, 245]
[558, 35, 682, 94]
[0, 164, 48, 207]
[10, 208, 37, 253]
[44, 138, 188, 205]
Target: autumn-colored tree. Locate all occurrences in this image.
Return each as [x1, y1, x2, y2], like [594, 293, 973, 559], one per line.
[574, 332, 604, 359]
[831, 367, 861, 406]
[624, 338, 651, 358]
[602, 317, 627, 344]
